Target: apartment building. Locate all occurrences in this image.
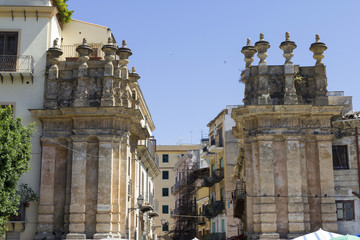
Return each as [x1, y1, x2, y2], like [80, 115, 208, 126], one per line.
[200, 106, 241, 240]
[154, 145, 200, 240]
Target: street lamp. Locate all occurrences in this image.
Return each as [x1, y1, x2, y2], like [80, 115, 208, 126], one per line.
[128, 195, 144, 213]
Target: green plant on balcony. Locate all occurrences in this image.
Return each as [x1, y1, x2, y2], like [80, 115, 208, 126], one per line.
[52, 0, 74, 24]
[17, 184, 39, 207]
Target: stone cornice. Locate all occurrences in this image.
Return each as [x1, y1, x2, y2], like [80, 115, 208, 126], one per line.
[0, 6, 57, 18]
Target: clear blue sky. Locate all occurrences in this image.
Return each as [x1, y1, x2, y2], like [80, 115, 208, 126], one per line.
[67, 0, 360, 145]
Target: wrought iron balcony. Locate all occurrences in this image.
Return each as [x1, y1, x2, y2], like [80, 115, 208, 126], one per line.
[197, 216, 206, 225]
[201, 168, 224, 187]
[0, 55, 34, 83]
[203, 200, 225, 218]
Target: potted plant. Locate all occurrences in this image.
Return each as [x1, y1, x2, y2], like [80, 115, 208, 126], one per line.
[17, 184, 39, 207]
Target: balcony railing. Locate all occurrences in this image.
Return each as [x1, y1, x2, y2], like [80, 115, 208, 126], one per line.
[201, 169, 224, 187]
[60, 44, 105, 60]
[202, 233, 226, 240]
[0, 55, 34, 73]
[203, 201, 225, 219]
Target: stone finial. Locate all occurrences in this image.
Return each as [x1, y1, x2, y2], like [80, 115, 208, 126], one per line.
[116, 40, 132, 66]
[285, 32, 290, 41]
[241, 38, 257, 68]
[254, 33, 270, 65]
[132, 66, 136, 73]
[310, 34, 327, 65]
[53, 38, 59, 48]
[82, 38, 88, 45]
[260, 33, 264, 41]
[279, 32, 297, 64]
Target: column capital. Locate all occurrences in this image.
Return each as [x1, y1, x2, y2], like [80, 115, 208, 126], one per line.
[97, 135, 115, 143]
[315, 134, 334, 142]
[70, 135, 89, 142]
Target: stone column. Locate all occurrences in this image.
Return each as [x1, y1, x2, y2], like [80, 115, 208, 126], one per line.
[111, 138, 121, 237]
[310, 34, 328, 105]
[316, 135, 338, 232]
[44, 38, 62, 109]
[119, 133, 130, 237]
[244, 140, 254, 236]
[101, 38, 118, 106]
[74, 38, 93, 107]
[285, 136, 305, 237]
[280, 32, 298, 105]
[305, 136, 321, 231]
[94, 136, 114, 239]
[129, 140, 138, 239]
[273, 136, 288, 237]
[254, 33, 271, 105]
[241, 38, 257, 105]
[67, 136, 88, 240]
[257, 135, 279, 240]
[35, 138, 57, 240]
[251, 138, 261, 236]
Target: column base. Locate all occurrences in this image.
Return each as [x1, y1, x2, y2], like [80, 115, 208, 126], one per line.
[258, 233, 280, 240]
[66, 233, 86, 240]
[288, 233, 304, 239]
[93, 233, 114, 239]
[35, 232, 55, 240]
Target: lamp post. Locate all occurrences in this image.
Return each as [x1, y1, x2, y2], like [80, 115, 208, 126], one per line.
[128, 195, 144, 213]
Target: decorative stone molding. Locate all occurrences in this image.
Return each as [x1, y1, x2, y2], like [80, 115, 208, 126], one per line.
[309, 34, 327, 65]
[241, 38, 257, 69]
[254, 33, 270, 65]
[279, 32, 297, 65]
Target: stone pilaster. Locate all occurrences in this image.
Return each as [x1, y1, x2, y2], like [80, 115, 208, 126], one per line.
[94, 136, 114, 239]
[119, 133, 130, 237]
[67, 136, 88, 240]
[244, 140, 254, 236]
[35, 138, 57, 240]
[316, 135, 338, 232]
[273, 136, 288, 237]
[305, 136, 321, 231]
[251, 139, 260, 235]
[285, 136, 305, 237]
[111, 138, 121, 238]
[257, 135, 278, 239]
[129, 140, 138, 240]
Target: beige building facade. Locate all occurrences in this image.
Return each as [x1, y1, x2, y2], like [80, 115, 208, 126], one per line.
[0, 1, 159, 239]
[153, 145, 200, 240]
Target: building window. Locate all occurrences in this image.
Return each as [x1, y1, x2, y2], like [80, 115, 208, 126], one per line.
[212, 222, 216, 233]
[162, 222, 169, 231]
[221, 219, 225, 232]
[332, 145, 349, 169]
[336, 200, 354, 221]
[162, 171, 169, 179]
[0, 32, 18, 71]
[162, 205, 169, 214]
[162, 154, 169, 163]
[162, 188, 169, 196]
